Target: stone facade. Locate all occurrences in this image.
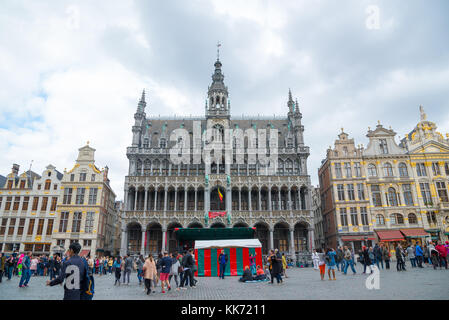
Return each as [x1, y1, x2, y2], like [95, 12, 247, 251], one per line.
[318, 108, 449, 253]
[0, 164, 62, 254]
[51, 144, 119, 256]
[122, 57, 314, 257]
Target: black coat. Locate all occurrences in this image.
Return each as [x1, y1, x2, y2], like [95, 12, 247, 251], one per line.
[269, 255, 282, 274]
[362, 249, 371, 265]
[49, 255, 88, 300]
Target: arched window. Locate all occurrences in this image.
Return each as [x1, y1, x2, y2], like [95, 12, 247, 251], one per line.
[390, 213, 404, 225]
[408, 213, 417, 224]
[399, 163, 408, 177]
[44, 179, 51, 190]
[278, 159, 284, 175]
[368, 164, 377, 177]
[383, 163, 393, 177]
[388, 187, 398, 206]
[212, 124, 224, 142]
[376, 214, 385, 225]
[285, 159, 293, 175]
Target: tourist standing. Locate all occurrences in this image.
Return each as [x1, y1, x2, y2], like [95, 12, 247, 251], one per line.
[374, 244, 383, 270]
[218, 250, 228, 280]
[317, 249, 326, 281]
[335, 246, 343, 272]
[123, 254, 133, 284]
[407, 244, 416, 268]
[30, 256, 38, 276]
[281, 253, 288, 278]
[435, 241, 448, 269]
[19, 252, 32, 288]
[169, 253, 181, 291]
[113, 257, 122, 285]
[0, 253, 5, 283]
[312, 249, 320, 270]
[180, 249, 195, 289]
[415, 243, 424, 268]
[423, 244, 430, 267]
[136, 255, 144, 285]
[46, 242, 88, 300]
[396, 244, 406, 271]
[325, 248, 337, 280]
[108, 257, 113, 274]
[143, 255, 157, 295]
[343, 246, 356, 275]
[159, 252, 172, 293]
[269, 249, 282, 285]
[361, 246, 372, 274]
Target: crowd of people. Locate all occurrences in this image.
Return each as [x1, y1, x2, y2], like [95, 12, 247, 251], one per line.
[311, 240, 449, 280]
[1, 239, 447, 299]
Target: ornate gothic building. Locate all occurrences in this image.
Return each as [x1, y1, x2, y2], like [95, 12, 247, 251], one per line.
[121, 56, 314, 257]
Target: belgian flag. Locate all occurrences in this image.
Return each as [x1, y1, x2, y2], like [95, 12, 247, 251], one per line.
[218, 188, 223, 203]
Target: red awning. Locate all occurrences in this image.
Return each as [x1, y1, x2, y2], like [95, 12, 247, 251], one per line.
[375, 230, 404, 242]
[341, 235, 376, 242]
[80, 250, 90, 257]
[400, 228, 428, 238]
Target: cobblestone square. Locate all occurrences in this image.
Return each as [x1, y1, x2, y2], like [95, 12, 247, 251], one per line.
[1, 264, 448, 300]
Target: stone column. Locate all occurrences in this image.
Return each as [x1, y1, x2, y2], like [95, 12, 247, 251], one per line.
[248, 189, 252, 212]
[120, 227, 127, 256]
[226, 186, 232, 225]
[308, 227, 315, 252]
[258, 189, 262, 211]
[140, 230, 145, 255]
[194, 188, 197, 211]
[154, 190, 158, 211]
[134, 189, 138, 211]
[290, 227, 295, 258]
[144, 188, 148, 212]
[278, 189, 281, 210]
[161, 227, 167, 252]
[164, 188, 168, 212]
[268, 187, 272, 211]
[205, 187, 210, 225]
[124, 189, 128, 211]
[269, 227, 274, 251]
[288, 187, 292, 211]
[238, 188, 241, 211]
[174, 188, 177, 211]
[184, 188, 188, 212]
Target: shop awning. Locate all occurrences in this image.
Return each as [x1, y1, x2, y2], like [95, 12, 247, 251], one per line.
[375, 230, 404, 242]
[400, 228, 428, 238]
[195, 239, 262, 250]
[175, 227, 256, 241]
[341, 235, 376, 242]
[80, 250, 90, 257]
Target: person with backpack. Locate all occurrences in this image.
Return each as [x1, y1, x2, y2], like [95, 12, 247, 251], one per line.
[317, 249, 326, 281]
[218, 250, 228, 280]
[335, 246, 344, 272]
[342, 246, 356, 275]
[123, 254, 133, 284]
[325, 248, 337, 280]
[46, 242, 88, 300]
[169, 252, 181, 291]
[113, 257, 122, 286]
[159, 252, 172, 293]
[19, 252, 32, 287]
[180, 249, 195, 289]
[136, 255, 144, 285]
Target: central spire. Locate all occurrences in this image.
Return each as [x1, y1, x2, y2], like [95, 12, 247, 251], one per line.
[206, 43, 229, 119]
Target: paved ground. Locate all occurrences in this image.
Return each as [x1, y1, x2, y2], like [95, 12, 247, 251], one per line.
[0, 264, 448, 300]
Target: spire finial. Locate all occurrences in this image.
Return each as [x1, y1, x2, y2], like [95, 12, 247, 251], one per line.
[217, 41, 221, 61]
[141, 89, 146, 102]
[288, 88, 293, 101]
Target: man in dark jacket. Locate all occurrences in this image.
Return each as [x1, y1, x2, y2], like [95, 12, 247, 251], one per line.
[335, 246, 344, 271]
[160, 252, 172, 293]
[395, 244, 406, 271]
[19, 252, 32, 287]
[374, 244, 383, 269]
[46, 242, 88, 300]
[180, 249, 195, 289]
[218, 250, 228, 280]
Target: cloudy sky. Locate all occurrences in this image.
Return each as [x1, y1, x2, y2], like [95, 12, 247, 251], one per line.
[1, 0, 449, 199]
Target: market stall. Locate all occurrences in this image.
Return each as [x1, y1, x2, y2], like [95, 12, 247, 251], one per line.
[193, 239, 263, 277]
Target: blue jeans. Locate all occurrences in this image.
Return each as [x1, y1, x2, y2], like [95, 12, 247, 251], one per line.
[375, 258, 384, 270]
[219, 264, 226, 279]
[7, 266, 13, 280]
[410, 258, 417, 268]
[336, 260, 341, 271]
[137, 269, 143, 283]
[343, 259, 356, 274]
[19, 269, 31, 287]
[250, 264, 256, 275]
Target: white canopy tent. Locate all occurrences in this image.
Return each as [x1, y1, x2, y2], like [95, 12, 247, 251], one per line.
[194, 239, 262, 250]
